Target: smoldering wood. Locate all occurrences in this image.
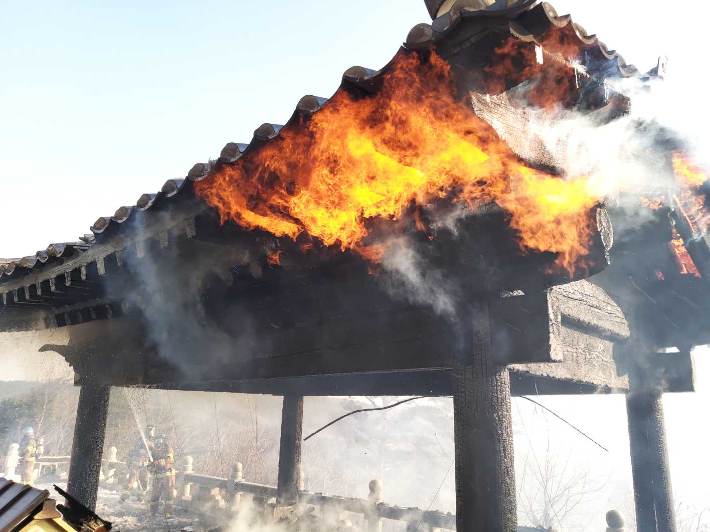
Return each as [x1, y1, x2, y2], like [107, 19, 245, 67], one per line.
[132, 368, 605, 397]
[453, 303, 517, 532]
[276, 395, 303, 505]
[66, 384, 110, 511]
[626, 391, 677, 532]
[28, 244, 691, 394]
[33, 275, 645, 395]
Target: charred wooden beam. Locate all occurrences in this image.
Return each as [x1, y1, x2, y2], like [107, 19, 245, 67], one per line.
[453, 303, 517, 532]
[626, 390, 677, 532]
[276, 395, 303, 505]
[66, 384, 110, 512]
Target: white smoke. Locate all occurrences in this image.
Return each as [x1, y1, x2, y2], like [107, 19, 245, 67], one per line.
[378, 236, 458, 318]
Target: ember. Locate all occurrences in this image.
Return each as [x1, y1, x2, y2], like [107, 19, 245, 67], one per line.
[640, 196, 665, 210]
[670, 227, 701, 277]
[195, 51, 599, 274]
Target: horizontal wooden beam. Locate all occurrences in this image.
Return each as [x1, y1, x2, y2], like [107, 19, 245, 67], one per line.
[39, 279, 641, 394]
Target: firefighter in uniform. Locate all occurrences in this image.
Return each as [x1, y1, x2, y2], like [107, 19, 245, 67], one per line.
[19, 427, 36, 485]
[120, 425, 156, 503]
[148, 433, 175, 518]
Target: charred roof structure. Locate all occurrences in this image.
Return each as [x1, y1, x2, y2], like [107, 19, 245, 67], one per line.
[1, 1, 707, 531]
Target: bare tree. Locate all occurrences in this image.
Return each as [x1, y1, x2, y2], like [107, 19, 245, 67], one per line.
[516, 437, 608, 530]
[676, 500, 710, 532]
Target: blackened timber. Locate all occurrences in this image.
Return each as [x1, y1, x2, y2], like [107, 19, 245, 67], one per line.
[66, 384, 110, 511]
[137, 370, 604, 397]
[626, 391, 677, 532]
[453, 303, 517, 532]
[277, 395, 303, 505]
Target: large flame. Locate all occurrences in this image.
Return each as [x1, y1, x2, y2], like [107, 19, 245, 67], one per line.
[195, 51, 600, 273]
[673, 154, 708, 189]
[672, 152, 709, 236]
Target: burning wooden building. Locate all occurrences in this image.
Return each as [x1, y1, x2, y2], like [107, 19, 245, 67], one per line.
[1, 0, 707, 530]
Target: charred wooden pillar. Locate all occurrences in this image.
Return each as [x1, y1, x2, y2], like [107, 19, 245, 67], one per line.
[626, 390, 676, 532]
[453, 303, 517, 532]
[277, 394, 304, 505]
[66, 384, 111, 511]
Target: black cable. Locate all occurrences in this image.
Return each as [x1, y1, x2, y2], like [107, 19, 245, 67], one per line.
[303, 396, 425, 441]
[521, 396, 609, 453]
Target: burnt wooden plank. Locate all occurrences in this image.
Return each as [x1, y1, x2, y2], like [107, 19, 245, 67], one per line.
[510, 326, 629, 391]
[555, 280, 630, 340]
[491, 280, 628, 365]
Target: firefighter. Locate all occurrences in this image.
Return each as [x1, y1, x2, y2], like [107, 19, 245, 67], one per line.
[19, 427, 36, 485]
[120, 425, 156, 503]
[148, 433, 175, 518]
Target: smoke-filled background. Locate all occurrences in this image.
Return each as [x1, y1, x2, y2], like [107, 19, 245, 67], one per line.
[2, 0, 710, 531]
[0, 368, 708, 531]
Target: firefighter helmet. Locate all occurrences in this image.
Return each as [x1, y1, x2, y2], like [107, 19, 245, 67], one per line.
[146, 425, 156, 439]
[155, 433, 167, 446]
[22, 427, 34, 436]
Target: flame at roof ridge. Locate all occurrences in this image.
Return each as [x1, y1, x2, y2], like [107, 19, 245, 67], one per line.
[195, 50, 599, 275]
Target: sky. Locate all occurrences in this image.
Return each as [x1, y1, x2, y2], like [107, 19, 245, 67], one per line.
[1, 0, 710, 528]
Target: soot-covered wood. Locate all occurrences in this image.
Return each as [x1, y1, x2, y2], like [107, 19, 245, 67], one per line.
[453, 303, 517, 532]
[66, 384, 110, 512]
[626, 391, 677, 532]
[277, 395, 303, 505]
[43, 276, 642, 396]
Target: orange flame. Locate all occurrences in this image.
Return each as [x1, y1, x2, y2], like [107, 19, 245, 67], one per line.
[195, 51, 600, 274]
[670, 228, 701, 278]
[267, 250, 281, 266]
[673, 153, 708, 189]
[672, 151, 710, 236]
[640, 196, 665, 210]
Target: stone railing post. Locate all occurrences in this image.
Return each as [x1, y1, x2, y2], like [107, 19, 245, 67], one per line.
[606, 510, 625, 532]
[366, 479, 383, 532]
[104, 446, 118, 485]
[34, 438, 45, 478]
[4, 443, 20, 480]
[179, 456, 194, 504]
[228, 462, 243, 513]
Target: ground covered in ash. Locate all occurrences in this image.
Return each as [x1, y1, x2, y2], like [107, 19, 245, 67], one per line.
[37, 482, 208, 532]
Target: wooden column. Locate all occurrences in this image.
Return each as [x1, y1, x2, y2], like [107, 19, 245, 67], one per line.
[453, 303, 517, 532]
[66, 384, 111, 511]
[277, 394, 303, 505]
[626, 390, 676, 532]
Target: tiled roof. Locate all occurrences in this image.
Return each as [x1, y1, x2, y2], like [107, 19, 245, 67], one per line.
[0, 477, 50, 531]
[408, 0, 638, 78]
[0, 0, 644, 290]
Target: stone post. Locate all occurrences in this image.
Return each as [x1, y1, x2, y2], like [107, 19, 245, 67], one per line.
[607, 509, 626, 531]
[179, 456, 194, 504]
[66, 384, 111, 512]
[626, 391, 676, 532]
[453, 303, 517, 532]
[4, 443, 20, 480]
[104, 446, 118, 485]
[365, 479, 383, 532]
[276, 395, 303, 506]
[229, 462, 243, 512]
